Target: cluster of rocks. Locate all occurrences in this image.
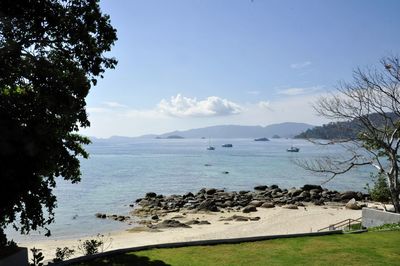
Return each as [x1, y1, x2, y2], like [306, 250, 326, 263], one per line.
[95, 213, 131, 222]
[131, 184, 369, 218]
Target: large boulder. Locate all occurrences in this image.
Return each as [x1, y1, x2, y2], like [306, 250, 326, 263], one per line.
[242, 205, 257, 213]
[345, 198, 362, 210]
[249, 200, 263, 207]
[261, 202, 275, 208]
[197, 199, 218, 212]
[154, 219, 191, 228]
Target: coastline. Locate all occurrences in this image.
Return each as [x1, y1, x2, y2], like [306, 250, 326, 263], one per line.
[19, 204, 364, 261]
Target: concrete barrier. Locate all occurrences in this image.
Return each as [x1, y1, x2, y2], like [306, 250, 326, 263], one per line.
[53, 230, 344, 265]
[0, 247, 28, 266]
[362, 207, 400, 228]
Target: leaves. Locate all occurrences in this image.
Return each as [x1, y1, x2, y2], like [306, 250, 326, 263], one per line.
[0, 0, 117, 245]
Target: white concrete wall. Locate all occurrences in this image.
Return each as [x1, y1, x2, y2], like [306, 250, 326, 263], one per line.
[362, 208, 400, 228]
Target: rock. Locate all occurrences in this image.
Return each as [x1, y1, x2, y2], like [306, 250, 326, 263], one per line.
[184, 192, 195, 198]
[154, 219, 191, 229]
[171, 215, 185, 219]
[270, 185, 279, 189]
[341, 191, 359, 200]
[249, 216, 261, 221]
[299, 190, 310, 197]
[345, 198, 361, 210]
[151, 215, 159, 220]
[145, 192, 157, 198]
[301, 184, 322, 191]
[235, 216, 249, 221]
[197, 199, 218, 212]
[282, 204, 298, 210]
[288, 188, 303, 197]
[254, 185, 268, 191]
[199, 220, 211, 225]
[249, 200, 263, 207]
[242, 206, 257, 213]
[95, 213, 106, 219]
[206, 188, 217, 195]
[261, 202, 275, 208]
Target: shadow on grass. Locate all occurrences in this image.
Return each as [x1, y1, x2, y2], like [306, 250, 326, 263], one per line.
[73, 253, 171, 266]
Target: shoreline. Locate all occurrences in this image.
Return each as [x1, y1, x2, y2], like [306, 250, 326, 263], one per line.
[19, 204, 366, 261]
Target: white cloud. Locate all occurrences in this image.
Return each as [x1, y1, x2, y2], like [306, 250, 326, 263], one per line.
[290, 61, 312, 69]
[277, 86, 321, 96]
[103, 101, 127, 108]
[158, 94, 242, 117]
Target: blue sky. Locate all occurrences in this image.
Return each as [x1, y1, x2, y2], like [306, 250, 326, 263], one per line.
[82, 0, 400, 137]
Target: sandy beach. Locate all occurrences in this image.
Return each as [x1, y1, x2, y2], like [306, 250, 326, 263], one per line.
[19, 204, 363, 261]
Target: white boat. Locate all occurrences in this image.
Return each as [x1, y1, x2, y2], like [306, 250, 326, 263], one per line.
[207, 146, 215, 150]
[287, 146, 300, 152]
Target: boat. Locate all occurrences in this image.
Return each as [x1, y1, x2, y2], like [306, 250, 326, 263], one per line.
[206, 138, 215, 150]
[287, 146, 300, 152]
[254, 137, 269, 141]
[222, 144, 233, 148]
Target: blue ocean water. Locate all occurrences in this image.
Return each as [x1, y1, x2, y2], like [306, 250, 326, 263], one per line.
[9, 138, 373, 242]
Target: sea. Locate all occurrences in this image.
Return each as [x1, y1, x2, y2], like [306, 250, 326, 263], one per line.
[9, 138, 374, 242]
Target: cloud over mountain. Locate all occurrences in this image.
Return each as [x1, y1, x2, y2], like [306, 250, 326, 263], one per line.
[158, 94, 242, 117]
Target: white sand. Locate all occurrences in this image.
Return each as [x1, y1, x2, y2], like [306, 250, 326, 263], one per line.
[18, 204, 363, 261]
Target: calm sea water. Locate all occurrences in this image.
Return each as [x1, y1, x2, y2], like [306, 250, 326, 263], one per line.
[10, 138, 373, 242]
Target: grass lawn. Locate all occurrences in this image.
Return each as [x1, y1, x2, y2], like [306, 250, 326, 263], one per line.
[73, 231, 400, 266]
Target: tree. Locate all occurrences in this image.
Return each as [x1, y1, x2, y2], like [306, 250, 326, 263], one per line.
[0, 0, 117, 246]
[298, 56, 400, 213]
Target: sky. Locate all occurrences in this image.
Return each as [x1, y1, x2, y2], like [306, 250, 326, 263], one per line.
[82, 0, 400, 137]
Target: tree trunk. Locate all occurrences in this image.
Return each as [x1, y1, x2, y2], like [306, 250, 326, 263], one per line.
[389, 186, 400, 213]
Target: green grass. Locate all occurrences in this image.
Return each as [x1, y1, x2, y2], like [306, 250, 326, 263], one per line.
[74, 231, 400, 266]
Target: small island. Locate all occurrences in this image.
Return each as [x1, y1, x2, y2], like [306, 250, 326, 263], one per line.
[254, 137, 270, 141]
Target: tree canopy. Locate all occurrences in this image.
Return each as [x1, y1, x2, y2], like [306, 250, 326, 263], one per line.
[298, 56, 400, 213]
[0, 0, 117, 246]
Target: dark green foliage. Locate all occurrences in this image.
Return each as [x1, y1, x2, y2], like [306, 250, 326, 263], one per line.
[78, 239, 103, 256]
[30, 247, 44, 266]
[295, 113, 399, 139]
[0, 0, 117, 245]
[365, 173, 391, 203]
[53, 247, 75, 262]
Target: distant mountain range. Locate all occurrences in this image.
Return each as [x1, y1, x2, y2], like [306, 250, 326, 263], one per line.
[150, 123, 314, 139]
[89, 123, 314, 142]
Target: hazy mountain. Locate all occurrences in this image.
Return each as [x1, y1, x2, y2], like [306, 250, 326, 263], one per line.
[155, 122, 315, 139]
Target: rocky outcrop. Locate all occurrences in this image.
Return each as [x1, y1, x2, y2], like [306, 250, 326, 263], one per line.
[129, 185, 368, 218]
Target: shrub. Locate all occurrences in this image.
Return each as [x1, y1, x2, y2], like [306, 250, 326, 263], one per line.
[365, 173, 391, 203]
[77, 234, 112, 255]
[53, 247, 75, 262]
[30, 248, 44, 266]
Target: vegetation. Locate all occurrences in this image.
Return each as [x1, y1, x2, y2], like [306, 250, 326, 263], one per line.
[53, 247, 76, 263]
[77, 234, 113, 256]
[297, 56, 400, 213]
[72, 231, 400, 266]
[365, 173, 391, 203]
[30, 247, 44, 266]
[295, 113, 398, 140]
[0, 0, 117, 246]
[369, 223, 400, 232]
